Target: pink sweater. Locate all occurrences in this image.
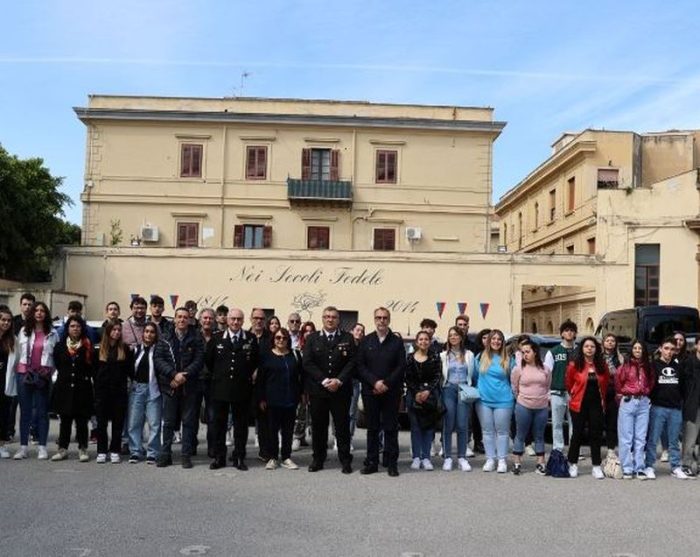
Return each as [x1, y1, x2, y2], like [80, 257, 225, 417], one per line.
[511, 363, 552, 409]
[18, 330, 46, 374]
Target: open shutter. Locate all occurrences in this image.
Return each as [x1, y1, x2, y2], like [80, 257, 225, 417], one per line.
[330, 149, 340, 181]
[246, 147, 256, 178]
[263, 226, 273, 248]
[233, 225, 244, 248]
[181, 144, 191, 176]
[301, 148, 311, 180]
[258, 147, 267, 179]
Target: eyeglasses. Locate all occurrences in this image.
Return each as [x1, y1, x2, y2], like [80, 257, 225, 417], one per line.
[274, 336, 287, 341]
[288, 319, 301, 324]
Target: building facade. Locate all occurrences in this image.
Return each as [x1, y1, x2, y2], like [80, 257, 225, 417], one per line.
[495, 129, 700, 334]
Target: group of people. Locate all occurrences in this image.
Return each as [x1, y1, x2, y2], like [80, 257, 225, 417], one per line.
[1, 292, 699, 481]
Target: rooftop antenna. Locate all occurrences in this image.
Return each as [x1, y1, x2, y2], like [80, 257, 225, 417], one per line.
[234, 71, 251, 97]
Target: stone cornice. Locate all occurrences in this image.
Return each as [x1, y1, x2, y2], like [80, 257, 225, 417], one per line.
[74, 107, 506, 135]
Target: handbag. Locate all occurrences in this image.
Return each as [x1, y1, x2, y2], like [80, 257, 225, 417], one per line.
[4, 363, 17, 397]
[22, 370, 48, 389]
[459, 359, 480, 403]
[459, 384, 480, 403]
[602, 452, 623, 479]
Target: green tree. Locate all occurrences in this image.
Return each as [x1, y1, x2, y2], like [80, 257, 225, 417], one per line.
[0, 144, 80, 281]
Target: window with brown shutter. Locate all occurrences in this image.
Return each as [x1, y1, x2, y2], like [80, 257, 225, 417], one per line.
[234, 224, 272, 249]
[303, 148, 333, 181]
[307, 226, 330, 250]
[373, 228, 396, 251]
[180, 144, 203, 177]
[330, 149, 339, 181]
[177, 222, 199, 247]
[567, 177, 576, 213]
[246, 146, 267, 180]
[301, 148, 311, 180]
[376, 150, 397, 183]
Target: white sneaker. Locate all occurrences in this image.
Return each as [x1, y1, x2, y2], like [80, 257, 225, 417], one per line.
[51, 449, 68, 461]
[79, 449, 90, 463]
[660, 450, 669, 463]
[569, 463, 578, 478]
[497, 459, 507, 473]
[333, 440, 338, 452]
[14, 446, 28, 460]
[291, 438, 301, 452]
[671, 467, 689, 480]
[225, 428, 233, 447]
[442, 457, 453, 471]
[483, 458, 496, 472]
[526, 444, 537, 457]
[0, 446, 10, 459]
[421, 458, 434, 471]
[265, 458, 278, 470]
[458, 457, 472, 472]
[644, 466, 656, 480]
[173, 432, 182, 445]
[96, 453, 107, 464]
[410, 457, 421, 470]
[465, 447, 475, 458]
[109, 452, 121, 464]
[280, 458, 299, 470]
[592, 466, 605, 479]
[37, 446, 48, 460]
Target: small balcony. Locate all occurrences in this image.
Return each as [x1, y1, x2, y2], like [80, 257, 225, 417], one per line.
[287, 178, 352, 206]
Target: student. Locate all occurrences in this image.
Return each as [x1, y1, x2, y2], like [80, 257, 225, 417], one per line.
[565, 337, 610, 479]
[127, 322, 162, 464]
[511, 339, 551, 475]
[681, 340, 700, 478]
[0, 306, 17, 458]
[94, 320, 133, 464]
[439, 327, 475, 472]
[602, 333, 623, 456]
[405, 331, 442, 471]
[14, 302, 59, 460]
[51, 316, 94, 462]
[644, 337, 688, 479]
[615, 340, 654, 479]
[544, 320, 577, 451]
[475, 329, 514, 473]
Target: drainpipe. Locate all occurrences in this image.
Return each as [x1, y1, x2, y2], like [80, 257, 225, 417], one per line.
[219, 125, 227, 247]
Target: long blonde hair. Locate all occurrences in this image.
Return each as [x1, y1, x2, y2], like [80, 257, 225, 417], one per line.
[479, 329, 510, 373]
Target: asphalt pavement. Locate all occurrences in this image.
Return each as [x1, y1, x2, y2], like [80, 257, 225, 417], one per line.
[1, 423, 697, 557]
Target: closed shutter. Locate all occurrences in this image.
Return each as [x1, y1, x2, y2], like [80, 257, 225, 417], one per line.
[330, 149, 340, 181]
[233, 225, 244, 248]
[263, 226, 272, 248]
[301, 148, 311, 180]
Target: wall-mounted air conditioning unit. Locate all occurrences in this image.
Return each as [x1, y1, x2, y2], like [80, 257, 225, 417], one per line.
[141, 225, 160, 242]
[405, 227, 422, 241]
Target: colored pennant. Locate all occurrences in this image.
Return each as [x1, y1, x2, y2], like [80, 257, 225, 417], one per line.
[436, 302, 446, 319]
[169, 294, 179, 310]
[480, 303, 490, 319]
[457, 302, 467, 315]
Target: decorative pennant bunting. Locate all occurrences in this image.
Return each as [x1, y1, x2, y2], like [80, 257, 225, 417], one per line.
[169, 294, 179, 310]
[480, 302, 490, 319]
[457, 302, 467, 315]
[436, 302, 446, 319]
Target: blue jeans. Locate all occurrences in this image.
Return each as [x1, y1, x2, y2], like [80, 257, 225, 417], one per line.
[442, 384, 470, 458]
[476, 402, 512, 459]
[17, 376, 49, 446]
[407, 397, 434, 459]
[617, 396, 650, 474]
[646, 405, 683, 469]
[550, 392, 570, 450]
[127, 382, 162, 459]
[513, 403, 548, 455]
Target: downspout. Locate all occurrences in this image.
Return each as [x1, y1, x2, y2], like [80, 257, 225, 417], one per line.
[351, 128, 357, 250]
[219, 125, 227, 247]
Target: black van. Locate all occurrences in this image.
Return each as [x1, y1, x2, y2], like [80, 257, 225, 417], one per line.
[595, 305, 699, 354]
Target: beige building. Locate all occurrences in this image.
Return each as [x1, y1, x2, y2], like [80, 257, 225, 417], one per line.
[495, 129, 700, 334]
[76, 95, 505, 254]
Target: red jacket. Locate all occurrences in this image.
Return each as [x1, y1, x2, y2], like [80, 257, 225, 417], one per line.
[615, 359, 655, 398]
[565, 361, 610, 413]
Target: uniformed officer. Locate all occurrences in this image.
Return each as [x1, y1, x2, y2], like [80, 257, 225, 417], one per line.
[302, 306, 356, 473]
[205, 308, 259, 470]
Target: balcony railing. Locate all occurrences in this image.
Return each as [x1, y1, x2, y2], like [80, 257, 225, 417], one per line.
[287, 178, 352, 204]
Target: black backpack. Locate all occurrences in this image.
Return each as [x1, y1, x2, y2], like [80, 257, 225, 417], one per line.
[545, 449, 570, 478]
